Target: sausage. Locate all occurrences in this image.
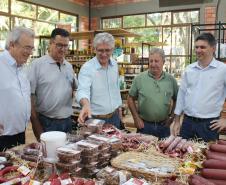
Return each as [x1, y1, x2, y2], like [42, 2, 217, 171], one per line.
[181, 141, 192, 152]
[166, 137, 182, 153]
[0, 166, 20, 183]
[207, 179, 226, 185]
[189, 175, 215, 185]
[159, 135, 175, 149]
[175, 139, 187, 151]
[203, 159, 226, 169]
[218, 140, 226, 145]
[21, 154, 38, 162]
[201, 168, 226, 180]
[209, 143, 226, 153]
[205, 151, 226, 161]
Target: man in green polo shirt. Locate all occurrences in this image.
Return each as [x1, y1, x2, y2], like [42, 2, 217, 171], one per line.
[127, 48, 178, 139]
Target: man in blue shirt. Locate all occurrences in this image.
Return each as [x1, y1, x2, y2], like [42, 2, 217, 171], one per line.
[173, 32, 226, 141]
[76, 32, 122, 128]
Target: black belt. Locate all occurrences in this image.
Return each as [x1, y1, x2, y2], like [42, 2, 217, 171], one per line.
[184, 114, 219, 122]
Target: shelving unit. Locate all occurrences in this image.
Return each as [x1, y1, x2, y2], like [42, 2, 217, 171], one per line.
[190, 22, 226, 63]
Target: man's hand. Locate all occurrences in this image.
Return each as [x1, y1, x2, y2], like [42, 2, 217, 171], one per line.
[134, 116, 144, 129]
[78, 105, 92, 124]
[210, 118, 226, 132]
[171, 115, 181, 136]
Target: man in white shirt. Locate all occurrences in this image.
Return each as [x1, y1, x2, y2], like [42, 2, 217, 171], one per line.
[172, 32, 226, 142]
[0, 27, 35, 151]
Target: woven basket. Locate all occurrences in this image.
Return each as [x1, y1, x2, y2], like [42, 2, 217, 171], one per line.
[111, 151, 181, 183]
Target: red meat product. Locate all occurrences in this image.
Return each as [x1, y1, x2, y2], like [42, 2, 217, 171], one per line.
[203, 159, 226, 169]
[201, 168, 226, 180]
[165, 137, 182, 153]
[205, 151, 226, 161]
[175, 139, 187, 151]
[188, 175, 215, 185]
[207, 179, 226, 185]
[181, 141, 192, 152]
[159, 135, 175, 149]
[218, 140, 226, 145]
[209, 143, 226, 153]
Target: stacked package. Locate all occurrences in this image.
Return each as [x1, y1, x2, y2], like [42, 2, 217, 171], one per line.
[56, 145, 82, 176]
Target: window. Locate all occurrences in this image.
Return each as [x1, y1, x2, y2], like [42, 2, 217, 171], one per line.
[102, 17, 121, 29]
[123, 15, 145, 28]
[13, 17, 34, 29]
[36, 21, 55, 35]
[0, 0, 9, 13]
[0, 15, 10, 50]
[102, 9, 199, 78]
[147, 12, 171, 26]
[11, 0, 36, 19]
[38, 6, 59, 22]
[60, 13, 77, 32]
[173, 10, 199, 24]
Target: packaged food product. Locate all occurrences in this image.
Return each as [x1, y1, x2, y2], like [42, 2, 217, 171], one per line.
[57, 147, 81, 162]
[85, 119, 105, 133]
[99, 153, 111, 161]
[76, 140, 99, 155]
[88, 135, 111, 149]
[67, 133, 84, 143]
[83, 161, 98, 169]
[81, 153, 99, 164]
[109, 137, 122, 151]
[96, 167, 132, 185]
[56, 160, 81, 171]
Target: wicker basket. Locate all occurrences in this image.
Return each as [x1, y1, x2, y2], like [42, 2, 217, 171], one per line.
[111, 151, 181, 183]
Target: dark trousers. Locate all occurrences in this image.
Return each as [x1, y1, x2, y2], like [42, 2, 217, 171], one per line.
[180, 115, 219, 142]
[39, 114, 72, 133]
[138, 121, 170, 139]
[0, 132, 25, 151]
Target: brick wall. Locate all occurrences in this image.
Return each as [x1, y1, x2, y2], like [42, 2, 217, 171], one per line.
[204, 6, 216, 34]
[69, 0, 88, 6]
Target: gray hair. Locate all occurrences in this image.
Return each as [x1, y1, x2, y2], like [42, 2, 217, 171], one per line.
[5, 27, 35, 50]
[93, 32, 115, 49]
[149, 48, 165, 62]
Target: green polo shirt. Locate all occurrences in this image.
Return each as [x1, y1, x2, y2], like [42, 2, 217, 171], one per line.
[129, 71, 178, 122]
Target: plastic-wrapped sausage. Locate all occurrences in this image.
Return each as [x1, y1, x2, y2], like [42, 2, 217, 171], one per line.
[205, 151, 226, 161]
[165, 137, 182, 153]
[159, 135, 175, 150]
[203, 159, 226, 169]
[209, 143, 226, 153]
[201, 168, 226, 180]
[207, 179, 226, 185]
[217, 140, 226, 145]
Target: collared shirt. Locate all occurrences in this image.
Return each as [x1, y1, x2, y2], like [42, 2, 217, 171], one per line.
[174, 58, 226, 118]
[28, 54, 74, 118]
[76, 56, 122, 115]
[129, 71, 178, 122]
[0, 50, 31, 135]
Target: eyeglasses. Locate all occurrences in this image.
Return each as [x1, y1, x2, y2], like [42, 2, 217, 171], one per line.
[96, 48, 112, 54]
[54, 42, 69, 50]
[17, 43, 35, 52]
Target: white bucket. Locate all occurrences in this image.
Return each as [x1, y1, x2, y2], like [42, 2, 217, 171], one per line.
[40, 131, 66, 161]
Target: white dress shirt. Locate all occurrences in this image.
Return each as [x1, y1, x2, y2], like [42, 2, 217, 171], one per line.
[174, 58, 226, 118]
[0, 50, 31, 135]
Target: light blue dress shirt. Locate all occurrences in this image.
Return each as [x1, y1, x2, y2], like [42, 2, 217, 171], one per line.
[0, 50, 31, 135]
[76, 57, 122, 115]
[174, 58, 226, 118]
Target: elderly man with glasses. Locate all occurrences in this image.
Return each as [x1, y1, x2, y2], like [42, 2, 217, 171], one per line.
[28, 28, 76, 141]
[0, 27, 35, 151]
[77, 32, 122, 129]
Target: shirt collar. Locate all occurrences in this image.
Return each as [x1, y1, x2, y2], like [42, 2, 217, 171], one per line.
[192, 58, 218, 69]
[94, 56, 115, 69]
[148, 70, 165, 80]
[47, 54, 66, 65]
[3, 50, 18, 67]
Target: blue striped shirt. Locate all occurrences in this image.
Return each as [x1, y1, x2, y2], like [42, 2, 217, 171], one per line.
[76, 57, 122, 115]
